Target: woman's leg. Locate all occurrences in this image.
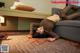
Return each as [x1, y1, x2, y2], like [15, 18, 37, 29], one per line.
[62, 5, 80, 20]
[62, 5, 71, 15]
[61, 5, 72, 19]
[66, 12, 80, 20]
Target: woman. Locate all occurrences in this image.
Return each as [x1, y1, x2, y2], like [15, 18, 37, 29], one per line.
[32, 5, 80, 41]
[32, 14, 60, 41]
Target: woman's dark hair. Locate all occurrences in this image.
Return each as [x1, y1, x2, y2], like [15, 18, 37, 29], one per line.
[32, 32, 49, 38]
[32, 25, 49, 38]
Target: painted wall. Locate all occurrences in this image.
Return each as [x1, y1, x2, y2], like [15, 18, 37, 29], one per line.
[18, 0, 66, 14]
[0, 0, 15, 8]
[0, 0, 66, 14]
[18, 18, 30, 30]
[0, 0, 66, 30]
[0, 16, 18, 30]
[17, 0, 66, 30]
[18, 18, 41, 30]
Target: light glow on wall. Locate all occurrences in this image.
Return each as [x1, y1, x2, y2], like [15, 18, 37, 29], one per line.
[0, 16, 5, 23]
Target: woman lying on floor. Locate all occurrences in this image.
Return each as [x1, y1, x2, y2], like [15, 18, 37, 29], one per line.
[32, 14, 60, 42]
[32, 5, 80, 42]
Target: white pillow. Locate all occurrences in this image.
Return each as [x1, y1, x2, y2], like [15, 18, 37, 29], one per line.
[10, 1, 25, 9]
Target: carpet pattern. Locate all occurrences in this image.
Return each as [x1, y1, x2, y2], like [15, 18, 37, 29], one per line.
[1, 35, 80, 53]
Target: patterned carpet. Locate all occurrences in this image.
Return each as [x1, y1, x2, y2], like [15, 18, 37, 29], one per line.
[27, 35, 80, 53]
[1, 35, 80, 53]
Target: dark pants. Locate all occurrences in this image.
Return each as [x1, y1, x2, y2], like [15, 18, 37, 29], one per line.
[32, 32, 49, 38]
[62, 5, 80, 20]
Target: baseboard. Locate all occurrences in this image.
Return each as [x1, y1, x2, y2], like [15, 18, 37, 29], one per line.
[0, 30, 30, 35]
[0, 30, 30, 32]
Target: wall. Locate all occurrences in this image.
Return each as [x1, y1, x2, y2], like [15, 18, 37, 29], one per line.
[0, 0, 15, 8]
[0, 0, 66, 14]
[18, 18, 30, 30]
[18, 0, 66, 14]
[18, 18, 41, 30]
[0, 0, 66, 30]
[0, 16, 18, 30]
[17, 0, 66, 30]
